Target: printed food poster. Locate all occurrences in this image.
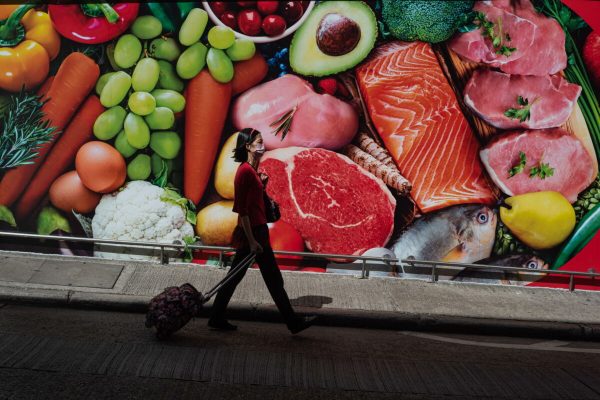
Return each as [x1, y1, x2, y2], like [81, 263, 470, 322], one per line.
[0, 1, 599, 287]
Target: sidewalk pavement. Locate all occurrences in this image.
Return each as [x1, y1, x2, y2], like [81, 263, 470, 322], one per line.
[2, 250, 600, 340]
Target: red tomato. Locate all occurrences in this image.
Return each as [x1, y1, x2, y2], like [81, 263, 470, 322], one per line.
[237, 1, 256, 8]
[267, 221, 304, 270]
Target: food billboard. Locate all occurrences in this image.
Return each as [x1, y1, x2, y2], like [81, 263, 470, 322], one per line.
[0, 1, 598, 287]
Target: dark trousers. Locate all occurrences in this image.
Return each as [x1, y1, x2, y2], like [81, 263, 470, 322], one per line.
[210, 225, 297, 327]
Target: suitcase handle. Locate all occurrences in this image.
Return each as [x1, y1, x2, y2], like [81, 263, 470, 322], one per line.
[203, 252, 256, 302]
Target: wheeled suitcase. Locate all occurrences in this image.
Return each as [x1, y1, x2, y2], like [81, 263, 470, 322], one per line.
[145, 253, 256, 339]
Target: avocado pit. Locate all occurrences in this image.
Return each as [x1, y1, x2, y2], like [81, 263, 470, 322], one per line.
[316, 13, 361, 56]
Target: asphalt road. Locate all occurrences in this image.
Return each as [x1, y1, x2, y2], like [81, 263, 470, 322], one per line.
[1, 304, 600, 400]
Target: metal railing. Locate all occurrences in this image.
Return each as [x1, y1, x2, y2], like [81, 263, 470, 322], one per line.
[0, 231, 598, 292]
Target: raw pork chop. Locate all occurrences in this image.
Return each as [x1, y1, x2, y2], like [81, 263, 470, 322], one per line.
[449, 1, 536, 66]
[464, 69, 581, 129]
[259, 147, 396, 256]
[480, 129, 595, 202]
[232, 74, 358, 151]
[450, 0, 567, 76]
[356, 41, 497, 213]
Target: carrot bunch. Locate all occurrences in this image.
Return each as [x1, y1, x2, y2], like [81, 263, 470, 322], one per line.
[0, 52, 100, 218]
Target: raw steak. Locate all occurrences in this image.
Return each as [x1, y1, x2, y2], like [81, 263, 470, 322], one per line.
[480, 129, 595, 202]
[449, 0, 567, 76]
[449, 1, 536, 66]
[231, 74, 358, 151]
[464, 69, 581, 130]
[356, 41, 497, 213]
[259, 147, 396, 256]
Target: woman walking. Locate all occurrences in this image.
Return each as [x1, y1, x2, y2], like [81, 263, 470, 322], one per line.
[208, 128, 316, 334]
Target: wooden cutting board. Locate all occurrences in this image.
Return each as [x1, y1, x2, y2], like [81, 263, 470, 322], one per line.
[433, 43, 599, 176]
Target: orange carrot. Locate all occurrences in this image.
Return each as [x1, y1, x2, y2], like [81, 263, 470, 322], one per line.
[0, 52, 99, 207]
[37, 76, 54, 97]
[185, 70, 232, 205]
[14, 95, 104, 220]
[231, 53, 268, 96]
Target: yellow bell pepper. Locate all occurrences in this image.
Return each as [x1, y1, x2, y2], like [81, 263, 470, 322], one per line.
[0, 5, 61, 92]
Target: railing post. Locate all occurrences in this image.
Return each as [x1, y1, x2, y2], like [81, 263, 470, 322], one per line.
[218, 251, 224, 268]
[160, 245, 169, 265]
[361, 259, 367, 279]
[569, 274, 575, 292]
[431, 263, 437, 283]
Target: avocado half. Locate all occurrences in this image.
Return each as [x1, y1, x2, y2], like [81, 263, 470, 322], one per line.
[289, 1, 378, 77]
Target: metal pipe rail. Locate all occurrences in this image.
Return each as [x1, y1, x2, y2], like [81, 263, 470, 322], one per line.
[0, 231, 597, 292]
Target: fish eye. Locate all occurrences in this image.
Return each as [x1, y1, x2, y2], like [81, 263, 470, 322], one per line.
[527, 261, 539, 269]
[476, 212, 488, 224]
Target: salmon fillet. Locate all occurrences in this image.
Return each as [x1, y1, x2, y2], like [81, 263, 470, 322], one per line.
[356, 41, 497, 213]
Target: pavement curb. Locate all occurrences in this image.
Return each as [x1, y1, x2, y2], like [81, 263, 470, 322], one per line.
[2, 290, 600, 340]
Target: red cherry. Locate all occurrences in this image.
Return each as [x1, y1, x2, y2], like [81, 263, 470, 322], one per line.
[257, 1, 279, 15]
[281, 1, 304, 24]
[237, 9, 262, 36]
[301, 1, 310, 11]
[220, 11, 238, 30]
[209, 1, 229, 16]
[236, 1, 256, 7]
[262, 14, 287, 36]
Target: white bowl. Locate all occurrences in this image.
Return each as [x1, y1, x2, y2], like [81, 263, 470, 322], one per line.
[201, 1, 316, 44]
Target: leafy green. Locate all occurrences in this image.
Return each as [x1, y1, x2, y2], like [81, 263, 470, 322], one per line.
[529, 162, 555, 180]
[504, 96, 538, 122]
[457, 11, 517, 56]
[381, 0, 475, 43]
[160, 188, 197, 225]
[508, 151, 527, 177]
[0, 90, 57, 170]
[152, 159, 170, 188]
[182, 235, 198, 263]
[0, 205, 16, 228]
[536, 0, 600, 159]
[37, 206, 71, 236]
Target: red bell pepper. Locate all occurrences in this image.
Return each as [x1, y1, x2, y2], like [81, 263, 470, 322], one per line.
[48, 3, 139, 44]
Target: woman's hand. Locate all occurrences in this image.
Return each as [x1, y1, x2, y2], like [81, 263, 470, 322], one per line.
[259, 173, 269, 186]
[250, 239, 263, 255]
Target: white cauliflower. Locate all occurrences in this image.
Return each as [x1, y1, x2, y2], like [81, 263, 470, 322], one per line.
[92, 181, 195, 261]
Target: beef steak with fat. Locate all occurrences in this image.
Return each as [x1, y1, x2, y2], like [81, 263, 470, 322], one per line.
[259, 147, 396, 256]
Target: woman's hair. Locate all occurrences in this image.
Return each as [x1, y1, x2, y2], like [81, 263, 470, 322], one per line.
[233, 128, 260, 162]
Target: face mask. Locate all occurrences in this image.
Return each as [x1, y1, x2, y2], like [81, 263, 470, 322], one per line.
[254, 143, 265, 155]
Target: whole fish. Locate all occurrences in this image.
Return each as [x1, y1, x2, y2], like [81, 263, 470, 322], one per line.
[390, 205, 497, 279]
[452, 255, 549, 286]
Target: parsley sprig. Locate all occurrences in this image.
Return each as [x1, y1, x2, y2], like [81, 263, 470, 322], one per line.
[504, 96, 539, 122]
[458, 11, 517, 56]
[529, 162, 555, 179]
[508, 151, 527, 177]
[508, 151, 555, 180]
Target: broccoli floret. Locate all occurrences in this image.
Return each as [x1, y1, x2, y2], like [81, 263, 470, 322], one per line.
[381, 0, 474, 43]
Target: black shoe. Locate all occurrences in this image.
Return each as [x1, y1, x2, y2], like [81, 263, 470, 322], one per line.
[208, 319, 238, 331]
[289, 315, 317, 335]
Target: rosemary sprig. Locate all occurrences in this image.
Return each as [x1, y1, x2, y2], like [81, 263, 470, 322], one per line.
[270, 105, 298, 141]
[0, 90, 57, 170]
[504, 96, 539, 122]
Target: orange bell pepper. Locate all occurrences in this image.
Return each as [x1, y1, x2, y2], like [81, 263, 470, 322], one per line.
[0, 5, 61, 92]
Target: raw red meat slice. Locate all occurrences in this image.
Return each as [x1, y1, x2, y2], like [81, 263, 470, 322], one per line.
[464, 69, 581, 130]
[259, 147, 396, 256]
[480, 129, 595, 202]
[450, 0, 567, 76]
